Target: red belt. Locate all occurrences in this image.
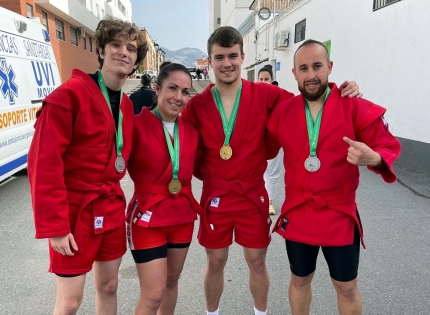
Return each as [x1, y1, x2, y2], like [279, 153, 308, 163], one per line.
[202, 176, 271, 233]
[129, 182, 202, 225]
[272, 187, 363, 246]
[64, 178, 124, 253]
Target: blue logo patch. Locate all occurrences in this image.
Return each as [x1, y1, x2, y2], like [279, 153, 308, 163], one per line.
[0, 58, 18, 105]
[42, 29, 50, 42]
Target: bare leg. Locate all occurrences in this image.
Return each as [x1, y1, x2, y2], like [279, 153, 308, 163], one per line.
[158, 247, 189, 315]
[134, 257, 167, 315]
[204, 247, 229, 312]
[331, 278, 362, 315]
[93, 258, 122, 315]
[53, 274, 86, 315]
[243, 247, 270, 312]
[289, 272, 314, 315]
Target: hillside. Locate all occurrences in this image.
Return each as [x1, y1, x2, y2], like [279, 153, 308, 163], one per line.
[161, 47, 206, 67]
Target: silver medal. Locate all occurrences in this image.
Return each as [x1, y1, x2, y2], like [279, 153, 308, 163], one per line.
[304, 156, 321, 172]
[115, 156, 125, 173]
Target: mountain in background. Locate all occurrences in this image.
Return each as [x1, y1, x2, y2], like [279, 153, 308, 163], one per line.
[162, 47, 206, 67]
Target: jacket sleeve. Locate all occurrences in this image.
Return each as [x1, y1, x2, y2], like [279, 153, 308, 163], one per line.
[28, 104, 74, 239]
[265, 105, 282, 160]
[355, 109, 401, 183]
[268, 85, 295, 112]
[181, 98, 204, 179]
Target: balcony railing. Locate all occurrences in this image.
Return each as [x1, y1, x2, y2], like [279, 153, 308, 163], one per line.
[250, 0, 302, 14]
[240, 0, 306, 36]
[373, 0, 402, 11]
[237, 12, 256, 36]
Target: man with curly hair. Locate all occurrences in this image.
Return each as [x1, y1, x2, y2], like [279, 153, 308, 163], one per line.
[28, 18, 147, 314]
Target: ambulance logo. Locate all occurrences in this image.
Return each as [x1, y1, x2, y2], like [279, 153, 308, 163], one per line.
[0, 58, 18, 105]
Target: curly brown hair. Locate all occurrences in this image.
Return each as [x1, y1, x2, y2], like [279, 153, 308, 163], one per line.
[95, 17, 148, 75]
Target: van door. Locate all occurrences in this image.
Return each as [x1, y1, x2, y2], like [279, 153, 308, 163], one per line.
[0, 8, 61, 182]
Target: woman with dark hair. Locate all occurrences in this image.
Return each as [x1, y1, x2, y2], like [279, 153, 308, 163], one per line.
[258, 65, 284, 215]
[126, 63, 202, 315]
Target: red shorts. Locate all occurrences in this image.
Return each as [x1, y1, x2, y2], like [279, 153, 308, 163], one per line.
[48, 224, 126, 275]
[198, 207, 271, 249]
[127, 222, 194, 250]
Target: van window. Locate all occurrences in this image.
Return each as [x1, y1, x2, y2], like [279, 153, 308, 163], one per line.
[55, 19, 65, 41]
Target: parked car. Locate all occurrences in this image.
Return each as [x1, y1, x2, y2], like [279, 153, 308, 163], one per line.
[136, 70, 158, 79]
[186, 66, 197, 79]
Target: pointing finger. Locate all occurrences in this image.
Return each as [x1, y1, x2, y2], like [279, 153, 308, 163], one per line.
[343, 137, 357, 147]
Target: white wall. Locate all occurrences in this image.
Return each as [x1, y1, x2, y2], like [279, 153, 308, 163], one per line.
[240, 0, 429, 144]
[88, 0, 131, 21]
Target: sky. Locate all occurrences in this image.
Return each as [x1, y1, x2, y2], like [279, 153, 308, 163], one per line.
[130, 0, 209, 53]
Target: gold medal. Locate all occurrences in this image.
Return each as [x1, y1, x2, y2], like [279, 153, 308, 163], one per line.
[168, 179, 182, 194]
[220, 145, 232, 160]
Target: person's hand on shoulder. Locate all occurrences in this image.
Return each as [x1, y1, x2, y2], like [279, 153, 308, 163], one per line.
[339, 81, 363, 98]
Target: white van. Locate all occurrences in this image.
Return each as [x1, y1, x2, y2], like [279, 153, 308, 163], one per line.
[0, 7, 61, 182]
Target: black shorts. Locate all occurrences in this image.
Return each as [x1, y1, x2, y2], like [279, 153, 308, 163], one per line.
[131, 242, 191, 264]
[285, 228, 360, 282]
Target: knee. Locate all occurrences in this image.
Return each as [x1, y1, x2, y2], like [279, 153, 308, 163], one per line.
[291, 274, 313, 290]
[143, 289, 165, 310]
[247, 258, 267, 275]
[207, 256, 227, 275]
[95, 277, 118, 296]
[166, 274, 180, 290]
[56, 296, 83, 315]
[334, 281, 359, 301]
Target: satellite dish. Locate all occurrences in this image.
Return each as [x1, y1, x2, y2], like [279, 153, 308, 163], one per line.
[258, 7, 271, 21]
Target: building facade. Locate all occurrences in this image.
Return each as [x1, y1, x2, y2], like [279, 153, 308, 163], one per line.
[0, 0, 132, 82]
[138, 29, 164, 74]
[195, 58, 208, 71]
[210, 0, 430, 173]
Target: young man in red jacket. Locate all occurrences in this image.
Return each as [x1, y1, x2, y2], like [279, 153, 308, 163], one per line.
[181, 27, 361, 315]
[28, 18, 147, 314]
[267, 39, 401, 315]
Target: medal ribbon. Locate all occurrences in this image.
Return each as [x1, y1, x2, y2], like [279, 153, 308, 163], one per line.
[304, 87, 331, 157]
[153, 108, 180, 180]
[214, 82, 242, 146]
[97, 72, 123, 158]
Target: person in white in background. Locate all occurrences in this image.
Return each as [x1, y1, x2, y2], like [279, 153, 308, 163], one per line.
[258, 65, 284, 215]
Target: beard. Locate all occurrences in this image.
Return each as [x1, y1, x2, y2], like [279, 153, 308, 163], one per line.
[298, 79, 328, 101]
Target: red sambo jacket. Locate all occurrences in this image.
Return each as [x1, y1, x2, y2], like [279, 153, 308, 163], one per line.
[266, 83, 401, 247]
[28, 69, 134, 252]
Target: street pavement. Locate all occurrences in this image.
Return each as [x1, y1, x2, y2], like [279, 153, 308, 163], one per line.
[0, 78, 429, 314]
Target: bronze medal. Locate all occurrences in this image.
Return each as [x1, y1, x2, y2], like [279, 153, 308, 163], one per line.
[168, 179, 182, 194]
[220, 145, 233, 160]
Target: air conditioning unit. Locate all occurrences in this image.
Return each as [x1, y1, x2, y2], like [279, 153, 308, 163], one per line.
[274, 30, 289, 50]
[77, 28, 86, 38]
[14, 20, 27, 33]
